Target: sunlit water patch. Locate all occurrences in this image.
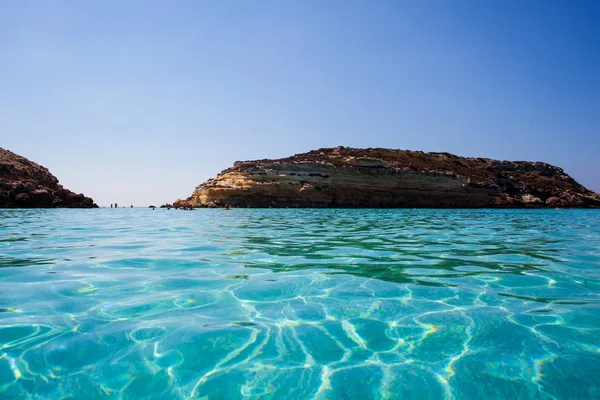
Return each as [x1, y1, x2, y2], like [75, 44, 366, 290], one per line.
[1, 208, 599, 399]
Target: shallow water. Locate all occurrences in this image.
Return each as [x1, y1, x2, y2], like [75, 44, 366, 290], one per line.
[0, 208, 599, 399]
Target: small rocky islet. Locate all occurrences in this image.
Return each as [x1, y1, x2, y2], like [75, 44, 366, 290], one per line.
[175, 146, 600, 209]
[2, 146, 598, 209]
[0, 147, 97, 208]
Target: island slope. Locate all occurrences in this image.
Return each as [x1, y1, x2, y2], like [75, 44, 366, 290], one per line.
[176, 147, 600, 208]
[0, 147, 98, 208]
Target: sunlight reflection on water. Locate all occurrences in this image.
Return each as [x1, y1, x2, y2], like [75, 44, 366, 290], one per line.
[0, 208, 599, 399]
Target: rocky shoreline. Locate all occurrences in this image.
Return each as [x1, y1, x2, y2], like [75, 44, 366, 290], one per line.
[0, 147, 98, 208]
[175, 147, 600, 209]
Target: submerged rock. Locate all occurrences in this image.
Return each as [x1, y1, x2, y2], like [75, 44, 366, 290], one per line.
[176, 147, 600, 208]
[0, 147, 98, 208]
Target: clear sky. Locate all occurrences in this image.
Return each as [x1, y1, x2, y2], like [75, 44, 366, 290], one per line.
[1, 0, 599, 206]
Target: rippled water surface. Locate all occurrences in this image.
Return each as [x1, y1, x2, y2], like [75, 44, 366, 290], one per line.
[1, 209, 599, 399]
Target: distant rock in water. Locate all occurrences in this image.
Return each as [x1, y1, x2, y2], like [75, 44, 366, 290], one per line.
[0, 147, 98, 208]
[176, 147, 600, 208]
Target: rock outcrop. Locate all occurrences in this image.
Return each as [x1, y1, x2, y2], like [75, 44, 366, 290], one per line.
[177, 147, 600, 208]
[0, 147, 98, 208]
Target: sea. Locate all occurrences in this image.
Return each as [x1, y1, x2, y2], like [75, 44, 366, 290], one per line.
[1, 208, 599, 399]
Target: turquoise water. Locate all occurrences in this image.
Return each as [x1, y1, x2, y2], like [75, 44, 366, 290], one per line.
[0, 209, 599, 399]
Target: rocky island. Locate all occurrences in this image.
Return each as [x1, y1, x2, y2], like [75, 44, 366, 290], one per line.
[0, 147, 98, 208]
[175, 147, 600, 208]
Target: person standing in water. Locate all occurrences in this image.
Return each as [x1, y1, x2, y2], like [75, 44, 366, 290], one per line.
[110, 203, 113, 208]
[115, 203, 118, 208]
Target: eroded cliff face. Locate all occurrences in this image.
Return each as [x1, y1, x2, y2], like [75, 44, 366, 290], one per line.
[177, 147, 600, 208]
[0, 147, 98, 208]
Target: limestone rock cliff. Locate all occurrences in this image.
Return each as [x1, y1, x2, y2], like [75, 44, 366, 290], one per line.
[177, 147, 600, 208]
[0, 147, 98, 208]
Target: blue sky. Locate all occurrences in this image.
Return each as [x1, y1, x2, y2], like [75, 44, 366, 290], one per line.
[1, 0, 599, 206]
